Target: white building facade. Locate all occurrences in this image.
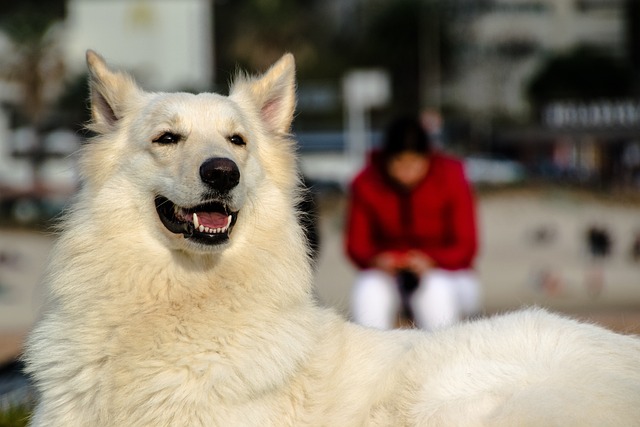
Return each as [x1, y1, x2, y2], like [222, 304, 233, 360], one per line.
[63, 0, 213, 91]
[444, 0, 626, 118]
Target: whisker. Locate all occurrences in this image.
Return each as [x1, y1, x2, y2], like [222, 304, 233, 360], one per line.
[155, 198, 175, 210]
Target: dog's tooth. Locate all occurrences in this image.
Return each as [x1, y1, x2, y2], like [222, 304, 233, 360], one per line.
[193, 213, 200, 229]
[198, 225, 205, 233]
[227, 215, 232, 227]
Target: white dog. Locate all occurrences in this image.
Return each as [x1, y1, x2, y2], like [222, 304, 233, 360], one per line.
[24, 51, 640, 426]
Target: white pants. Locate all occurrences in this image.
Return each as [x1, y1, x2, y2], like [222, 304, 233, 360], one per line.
[351, 269, 481, 331]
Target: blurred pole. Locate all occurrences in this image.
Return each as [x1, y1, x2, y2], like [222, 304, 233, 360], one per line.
[421, 0, 441, 109]
[626, 0, 640, 78]
[345, 94, 367, 169]
[342, 70, 391, 171]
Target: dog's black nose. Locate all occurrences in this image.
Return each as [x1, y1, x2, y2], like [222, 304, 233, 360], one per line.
[199, 157, 240, 192]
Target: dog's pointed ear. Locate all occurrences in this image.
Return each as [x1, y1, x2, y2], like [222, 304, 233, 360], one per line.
[231, 53, 296, 135]
[86, 50, 141, 133]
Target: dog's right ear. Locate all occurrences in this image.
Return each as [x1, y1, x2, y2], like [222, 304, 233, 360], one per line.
[230, 54, 296, 135]
[86, 50, 141, 134]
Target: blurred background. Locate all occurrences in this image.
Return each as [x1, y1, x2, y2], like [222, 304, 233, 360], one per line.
[1, 0, 640, 413]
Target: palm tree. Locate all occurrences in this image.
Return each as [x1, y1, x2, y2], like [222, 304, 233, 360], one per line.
[0, 0, 67, 198]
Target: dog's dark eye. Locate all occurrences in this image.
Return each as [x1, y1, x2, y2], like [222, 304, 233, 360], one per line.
[153, 132, 181, 144]
[228, 134, 246, 146]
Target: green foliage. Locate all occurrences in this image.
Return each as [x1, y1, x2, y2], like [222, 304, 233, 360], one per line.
[215, 0, 328, 76]
[0, 0, 65, 44]
[0, 0, 67, 126]
[527, 45, 636, 108]
[54, 72, 92, 131]
[0, 405, 31, 427]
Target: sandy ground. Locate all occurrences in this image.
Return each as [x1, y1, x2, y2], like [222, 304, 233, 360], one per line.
[2, 188, 640, 365]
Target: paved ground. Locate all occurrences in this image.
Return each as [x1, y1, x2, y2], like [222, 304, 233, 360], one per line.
[2, 188, 640, 367]
[0, 229, 51, 365]
[313, 188, 640, 332]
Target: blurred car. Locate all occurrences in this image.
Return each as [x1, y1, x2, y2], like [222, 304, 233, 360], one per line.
[464, 156, 525, 184]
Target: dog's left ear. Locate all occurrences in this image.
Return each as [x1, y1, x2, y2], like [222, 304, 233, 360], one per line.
[231, 54, 296, 135]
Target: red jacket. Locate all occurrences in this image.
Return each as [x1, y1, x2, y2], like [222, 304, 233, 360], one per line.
[345, 151, 478, 271]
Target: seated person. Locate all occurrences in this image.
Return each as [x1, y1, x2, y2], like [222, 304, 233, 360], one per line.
[345, 116, 480, 330]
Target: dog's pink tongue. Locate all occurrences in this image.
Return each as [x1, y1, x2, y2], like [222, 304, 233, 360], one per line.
[197, 212, 228, 228]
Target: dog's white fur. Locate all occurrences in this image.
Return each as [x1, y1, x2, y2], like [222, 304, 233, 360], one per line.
[25, 52, 640, 426]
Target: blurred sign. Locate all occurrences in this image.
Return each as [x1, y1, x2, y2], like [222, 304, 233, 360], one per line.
[342, 70, 390, 109]
[342, 69, 390, 169]
[544, 100, 640, 129]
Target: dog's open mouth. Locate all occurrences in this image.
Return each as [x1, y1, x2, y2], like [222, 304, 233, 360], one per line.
[154, 196, 238, 245]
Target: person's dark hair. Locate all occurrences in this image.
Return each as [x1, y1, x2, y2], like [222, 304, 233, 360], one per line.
[381, 116, 431, 159]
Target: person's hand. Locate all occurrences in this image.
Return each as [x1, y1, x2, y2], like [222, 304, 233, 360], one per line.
[404, 251, 434, 276]
[371, 252, 399, 275]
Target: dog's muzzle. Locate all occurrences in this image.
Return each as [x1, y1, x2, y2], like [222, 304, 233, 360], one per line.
[154, 157, 240, 246]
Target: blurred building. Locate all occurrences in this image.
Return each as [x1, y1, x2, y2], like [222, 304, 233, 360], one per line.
[0, 0, 214, 223]
[445, 0, 626, 118]
[63, 0, 213, 91]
